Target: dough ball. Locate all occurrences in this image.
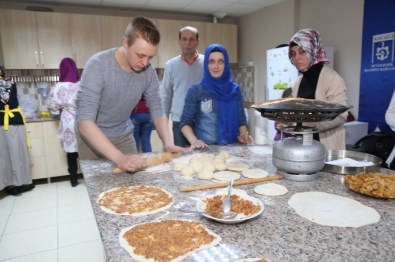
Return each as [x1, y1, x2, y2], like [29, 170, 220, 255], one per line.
[189, 155, 201, 165]
[173, 163, 186, 172]
[198, 169, 214, 180]
[202, 162, 216, 172]
[218, 150, 231, 159]
[213, 155, 226, 163]
[214, 161, 227, 171]
[180, 165, 195, 177]
[191, 161, 203, 173]
[200, 153, 215, 162]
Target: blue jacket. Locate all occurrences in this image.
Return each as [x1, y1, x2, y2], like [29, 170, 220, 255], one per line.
[180, 83, 247, 145]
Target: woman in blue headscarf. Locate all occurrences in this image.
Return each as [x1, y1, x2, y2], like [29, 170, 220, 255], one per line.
[180, 44, 253, 148]
[48, 57, 81, 187]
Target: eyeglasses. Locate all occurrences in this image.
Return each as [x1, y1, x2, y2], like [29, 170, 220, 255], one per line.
[208, 59, 225, 65]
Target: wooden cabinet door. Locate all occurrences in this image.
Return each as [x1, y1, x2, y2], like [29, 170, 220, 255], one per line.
[100, 15, 131, 50]
[70, 13, 102, 68]
[27, 122, 47, 179]
[43, 121, 69, 177]
[156, 19, 207, 67]
[35, 12, 73, 68]
[205, 23, 237, 63]
[0, 9, 40, 69]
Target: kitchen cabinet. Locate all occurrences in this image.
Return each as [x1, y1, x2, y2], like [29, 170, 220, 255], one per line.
[27, 120, 69, 180]
[205, 23, 237, 63]
[70, 13, 102, 68]
[100, 15, 133, 50]
[156, 19, 207, 67]
[0, 9, 73, 69]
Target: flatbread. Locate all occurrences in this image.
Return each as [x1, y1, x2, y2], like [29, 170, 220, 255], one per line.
[288, 191, 380, 227]
[254, 183, 288, 196]
[226, 162, 249, 171]
[213, 171, 241, 181]
[119, 219, 221, 262]
[242, 168, 269, 178]
[97, 186, 174, 216]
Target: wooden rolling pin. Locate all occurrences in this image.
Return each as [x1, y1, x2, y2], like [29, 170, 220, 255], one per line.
[180, 175, 283, 192]
[113, 152, 181, 174]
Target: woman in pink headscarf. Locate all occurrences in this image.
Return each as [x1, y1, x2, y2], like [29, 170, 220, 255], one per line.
[289, 28, 349, 150]
[48, 58, 80, 187]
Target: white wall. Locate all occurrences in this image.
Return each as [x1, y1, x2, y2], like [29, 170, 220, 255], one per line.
[237, 0, 364, 120]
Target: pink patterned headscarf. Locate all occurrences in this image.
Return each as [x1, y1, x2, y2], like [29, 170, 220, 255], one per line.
[59, 57, 79, 83]
[289, 28, 329, 68]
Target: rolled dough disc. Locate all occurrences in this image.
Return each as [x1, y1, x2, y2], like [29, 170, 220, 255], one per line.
[226, 162, 249, 171]
[242, 168, 269, 178]
[288, 191, 380, 228]
[254, 183, 288, 196]
[213, 171, 241, 181]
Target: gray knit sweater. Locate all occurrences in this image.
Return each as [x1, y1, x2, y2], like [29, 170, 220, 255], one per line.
[160, 54, 204, 122]
[76, 48, 163, 138]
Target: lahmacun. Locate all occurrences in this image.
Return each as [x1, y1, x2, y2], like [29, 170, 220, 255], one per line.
[97, 185, 174, 215]
[119, 219, 221, 262]
[344, 173, 395, 198]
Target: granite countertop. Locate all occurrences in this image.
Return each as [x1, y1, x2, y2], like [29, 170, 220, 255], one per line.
[80, 145, 395, 262]
[26, 115, 59, 123]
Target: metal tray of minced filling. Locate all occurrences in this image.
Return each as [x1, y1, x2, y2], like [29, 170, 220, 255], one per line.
[322, 150, 382, 175]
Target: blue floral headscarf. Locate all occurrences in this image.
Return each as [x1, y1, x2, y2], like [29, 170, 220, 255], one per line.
[201, 44, 240, 145]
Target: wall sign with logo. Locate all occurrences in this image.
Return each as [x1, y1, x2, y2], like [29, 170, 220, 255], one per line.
[359, 0, 395, 134]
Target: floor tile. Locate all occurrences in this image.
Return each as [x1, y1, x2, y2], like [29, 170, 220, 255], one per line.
[12, 194, 57, 214]
[0, 195, 15, 216]
[58, 240, 106, 262]
[0, 249, 57, 262]
[4, 208, 57, 234]
[0, 215, 9, 239]
[0, 226, 57, 260]
[58, 218, 100, 247]
[57, 187, 90, 208]
[58, 202, 94, 225]
[21, 183, 58, 198]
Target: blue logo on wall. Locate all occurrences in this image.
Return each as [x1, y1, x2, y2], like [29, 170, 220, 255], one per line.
[365, 32, 395, 72]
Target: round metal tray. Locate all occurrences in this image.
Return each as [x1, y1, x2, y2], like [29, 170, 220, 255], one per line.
[251, 98, 351, 122]
[322, 150, 382, 175]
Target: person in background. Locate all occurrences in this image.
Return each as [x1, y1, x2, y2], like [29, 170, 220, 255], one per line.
[385, 89, 395, 169]
[160, 26, 204, 147]
[288, 28, 349, 150]
[274, 87, 294, 141]
[76, 16, 185, 173]
[180, 44, 253, 148]
[48, 57, 80, 187]
[0, 66, 34, 195]
[130, 96, 153, 153]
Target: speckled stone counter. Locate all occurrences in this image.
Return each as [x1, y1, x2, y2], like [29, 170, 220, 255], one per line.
[26, 116, 59, 123]
[80, 145, 395, 262]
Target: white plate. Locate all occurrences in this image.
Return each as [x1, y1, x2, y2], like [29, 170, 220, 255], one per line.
[196, 193, 264, 224]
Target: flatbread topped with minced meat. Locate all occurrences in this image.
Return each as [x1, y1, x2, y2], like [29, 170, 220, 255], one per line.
[97, 185, 174, 216]
[119, 219, 221, 262]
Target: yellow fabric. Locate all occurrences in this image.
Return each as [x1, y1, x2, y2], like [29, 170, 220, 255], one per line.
[0, 105, 31, 150]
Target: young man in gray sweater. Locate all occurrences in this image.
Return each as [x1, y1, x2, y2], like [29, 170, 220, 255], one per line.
[76, 17, 185, 172]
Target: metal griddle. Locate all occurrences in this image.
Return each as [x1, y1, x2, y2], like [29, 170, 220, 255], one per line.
[251, 98, 351, 123]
